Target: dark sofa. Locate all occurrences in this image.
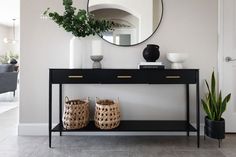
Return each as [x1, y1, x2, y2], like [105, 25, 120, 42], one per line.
[0, 64, 18, 96]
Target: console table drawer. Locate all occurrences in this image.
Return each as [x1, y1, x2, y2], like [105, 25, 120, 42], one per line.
[50, 70, 100, 83]
[99, 70, 146, 83]
[146, 70, 197, 84]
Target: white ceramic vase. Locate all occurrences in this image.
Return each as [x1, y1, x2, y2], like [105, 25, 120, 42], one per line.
[69, 36, 103, 69]
[69, 36, 92, 69]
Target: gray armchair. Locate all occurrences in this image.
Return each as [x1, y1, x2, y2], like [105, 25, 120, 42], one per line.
[0, 64, 18, 96]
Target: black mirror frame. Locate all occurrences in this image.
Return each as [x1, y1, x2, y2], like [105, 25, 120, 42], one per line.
[87, 0, 164, 47]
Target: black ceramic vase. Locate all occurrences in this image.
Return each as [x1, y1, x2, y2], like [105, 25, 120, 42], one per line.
[143, 44, 160, 62]
[205, 116, 225, 140]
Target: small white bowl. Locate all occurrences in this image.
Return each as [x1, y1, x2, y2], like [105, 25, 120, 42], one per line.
[166, 53, 188, 63]
[166, 53, 188, 69]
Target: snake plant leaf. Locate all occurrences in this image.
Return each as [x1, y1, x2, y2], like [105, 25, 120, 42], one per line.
[210, 92, 217, 114]
[205, 79, 218, 118]
[220, 94, 231, 118]
[211, 74, 218, 113]
[217, 91, 222, 120]
[201, 99, 212, 120]
[205, 80, 210, 93]
[211, 72, 216, 96]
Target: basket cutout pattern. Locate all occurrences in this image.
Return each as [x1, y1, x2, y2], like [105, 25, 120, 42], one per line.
[94, 98, 121, 130]
[63, 97, 89, 130]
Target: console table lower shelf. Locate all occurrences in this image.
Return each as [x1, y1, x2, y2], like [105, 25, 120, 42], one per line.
[52, 120, 197, 132]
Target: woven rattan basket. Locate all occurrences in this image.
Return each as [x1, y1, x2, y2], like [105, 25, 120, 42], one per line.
[62, 97, 89, 130]
[94, 98, 121, 130]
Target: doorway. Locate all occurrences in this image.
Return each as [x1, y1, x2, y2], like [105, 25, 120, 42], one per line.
[219, 0, 236, 132]
[0, 0, 20, 120]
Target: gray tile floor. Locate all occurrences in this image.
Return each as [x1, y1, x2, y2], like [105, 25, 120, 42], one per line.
[0, 108, 236, 157]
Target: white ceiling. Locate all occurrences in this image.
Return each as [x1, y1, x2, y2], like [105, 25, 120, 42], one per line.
[0, 0, 20, 26]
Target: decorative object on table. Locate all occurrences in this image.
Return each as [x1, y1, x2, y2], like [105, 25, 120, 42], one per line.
[94, 98, 121, 130]
[43, 0, 114, 68]
[90, 39, 103, 69]
[166, 53, 188, 69]
[69, 36, 91, 69]
[201, 71, 231, 147]
[90, 55, 103, 69]
[138, 62, 165, 69]
[143, 44, 160, 62]
[62, 96, 90, 130]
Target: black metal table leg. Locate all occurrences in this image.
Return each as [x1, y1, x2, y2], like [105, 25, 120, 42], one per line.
[186, 84, 190, 137]
[49, 78, 52, 148]
[196, 71, 200, 148]
[218, 139, 222, 148]
[59, 84, 63, 136]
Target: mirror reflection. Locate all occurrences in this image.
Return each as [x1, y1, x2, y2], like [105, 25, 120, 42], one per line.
[88, 0, 163, 46]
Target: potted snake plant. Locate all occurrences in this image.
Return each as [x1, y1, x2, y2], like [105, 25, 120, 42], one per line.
[201, 71, 231, 147]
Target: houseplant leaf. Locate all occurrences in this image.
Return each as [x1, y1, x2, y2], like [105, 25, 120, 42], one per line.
[202, 71, 231, 121]
[217, 91, 222, 120]
[202, 99, 213, 120]
[219, 93, 231, 119]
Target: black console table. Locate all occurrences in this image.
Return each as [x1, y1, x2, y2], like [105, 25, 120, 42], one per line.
[49, 69, 200, 148]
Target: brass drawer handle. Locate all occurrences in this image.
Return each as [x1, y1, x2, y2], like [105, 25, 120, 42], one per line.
[166, 76, 181, 79]
[68, 76, 83, 79]
[117, 76, 132, 79]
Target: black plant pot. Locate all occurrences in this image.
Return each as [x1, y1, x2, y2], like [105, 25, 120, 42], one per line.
[204, 116, 225, 140]
[143, 44, 160, 62]
[10, 59, 17, 65]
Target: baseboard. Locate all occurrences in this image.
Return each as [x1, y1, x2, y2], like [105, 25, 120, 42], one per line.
[18, 123, 205, 136]
[18, 123, 51, 136]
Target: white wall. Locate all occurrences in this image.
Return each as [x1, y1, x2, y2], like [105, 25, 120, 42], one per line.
[19, 0, 218, 134]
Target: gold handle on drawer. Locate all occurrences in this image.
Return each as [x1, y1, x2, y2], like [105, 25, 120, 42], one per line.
[117, 76, 132, 79]
[165, 76, 181, 79]
[68, 76, 83, 79]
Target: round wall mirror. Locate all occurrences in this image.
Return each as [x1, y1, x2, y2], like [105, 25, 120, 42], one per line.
[87, 0, 163, 46]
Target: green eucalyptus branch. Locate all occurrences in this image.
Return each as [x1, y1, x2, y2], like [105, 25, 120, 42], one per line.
[44, 0, 114, 37]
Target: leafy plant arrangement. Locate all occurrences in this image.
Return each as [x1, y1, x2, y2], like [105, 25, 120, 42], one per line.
[43, 0, 114, 37]
[201, 71, 231, 121]
[0, 54, 9, 64]
[0, 51, 19, 64]
[8, 51, 19, 61]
